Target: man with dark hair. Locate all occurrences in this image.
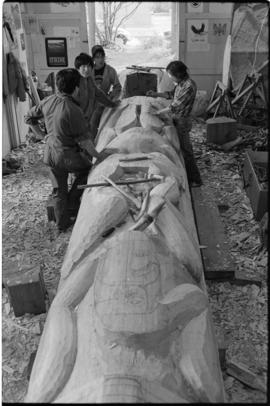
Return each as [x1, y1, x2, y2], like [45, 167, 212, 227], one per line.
[25, 68, 110, 232]
[90, 45, 122, 138]
[146, 60, 202, 187]
[74, 52, 120, 138]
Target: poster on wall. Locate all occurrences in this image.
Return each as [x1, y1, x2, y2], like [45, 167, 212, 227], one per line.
[209, 3, 233, 14]
[23, 15, 39, 35]
[187, 3, 204, 13]
[45, 38, 68, 67]
[50, 2, 80, 13]
[187, 20, 210, 51]
[53, 26, 79, 37]
[11, 4, 21, 30]
[209, 20, 228, 43]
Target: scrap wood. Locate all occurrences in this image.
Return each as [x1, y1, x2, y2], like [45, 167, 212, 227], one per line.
[220, 136, 244, 151]
[3, 318, 30, 333]
[226, 360, 267, 393]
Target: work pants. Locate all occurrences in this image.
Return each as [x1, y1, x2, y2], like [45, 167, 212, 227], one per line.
[90, 104, 105, 141]
[173, 117, 201, 184]
[45, 144, 91, 230]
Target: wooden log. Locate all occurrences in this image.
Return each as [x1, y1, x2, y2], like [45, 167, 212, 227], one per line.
[26, 95, 225, 403]
[115, 103, 139, 133]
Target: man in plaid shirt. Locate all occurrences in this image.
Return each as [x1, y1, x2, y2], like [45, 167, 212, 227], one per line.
[147, 61, 202, 187]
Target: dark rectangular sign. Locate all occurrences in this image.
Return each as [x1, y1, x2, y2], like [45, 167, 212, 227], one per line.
[45, 37, 68, 67]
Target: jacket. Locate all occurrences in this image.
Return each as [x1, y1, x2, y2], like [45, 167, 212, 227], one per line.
[74, 75, 115, 124]
[93, 63, 122, 101]
[25, 93, 90, 168]
[7, 52, 29, 102]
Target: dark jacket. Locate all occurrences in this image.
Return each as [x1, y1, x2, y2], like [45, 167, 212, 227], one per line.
[25, 93, 90, 169]
[7, 52, 29, 102]
[73, 75, 115, 124]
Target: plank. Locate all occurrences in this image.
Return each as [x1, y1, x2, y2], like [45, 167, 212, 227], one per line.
[191, 186, 235, 280]
[226, 360, 267, 393]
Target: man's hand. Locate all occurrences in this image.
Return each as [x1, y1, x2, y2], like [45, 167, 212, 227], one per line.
[152, 109, 162, 115]
[97, 148, 119, 163]
[112, 100, 121, 108]
[146, 90, 157, 97]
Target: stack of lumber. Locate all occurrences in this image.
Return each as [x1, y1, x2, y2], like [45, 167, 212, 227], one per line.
[25, 96, 226, 403]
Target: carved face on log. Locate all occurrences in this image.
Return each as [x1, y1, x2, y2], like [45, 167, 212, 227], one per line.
[94, 231, 165, 333]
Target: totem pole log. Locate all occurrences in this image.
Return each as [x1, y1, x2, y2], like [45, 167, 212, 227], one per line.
[25, 96, 226, 403]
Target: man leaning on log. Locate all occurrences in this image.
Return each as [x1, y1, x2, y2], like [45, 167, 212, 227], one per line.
[24, 68, 115, 232]
[147, 60, 202, 187]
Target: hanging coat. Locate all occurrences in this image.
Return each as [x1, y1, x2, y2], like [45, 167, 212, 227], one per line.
[7, 52, 29, 102]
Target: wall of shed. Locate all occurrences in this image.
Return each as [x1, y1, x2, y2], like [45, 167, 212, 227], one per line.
[178, 2, 234, 96]
[2, 2, 30, 157]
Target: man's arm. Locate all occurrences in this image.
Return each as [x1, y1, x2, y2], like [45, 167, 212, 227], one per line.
[69, 109, 111, 162]
[108, 68, 122, 101]
[146, 90, 174, 99]
[88, 75, 116, 108]
[77, 136, 101, 160]
[169, 84, 195, 116]
[24, 103, 46, 139]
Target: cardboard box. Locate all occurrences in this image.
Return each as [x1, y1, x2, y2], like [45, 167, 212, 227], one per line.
[206, 116, 237, 145]
[242, 150, 268, 221]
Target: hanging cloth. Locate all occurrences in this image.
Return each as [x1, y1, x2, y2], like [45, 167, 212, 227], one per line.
[7, 51, 29, 101]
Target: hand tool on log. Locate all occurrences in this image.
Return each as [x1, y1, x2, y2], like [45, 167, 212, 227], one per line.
[134, 189, 150, 222]
[101, 175, 141, 210]
[129, 196, 165, 231]
[77, 176, 161, 189]
[119, 156, 151, 162]
[126, 65, 165, 72]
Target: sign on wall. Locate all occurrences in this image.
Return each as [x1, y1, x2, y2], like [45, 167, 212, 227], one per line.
[50, 2, 80, 13]
[209, 3, 233, 14]
[45, 38, 68, 67]
[209, 20, 228, 43]
[187, 20, 210, 51]
[187, 3, 204, 13]
[11, 4, 21, 29]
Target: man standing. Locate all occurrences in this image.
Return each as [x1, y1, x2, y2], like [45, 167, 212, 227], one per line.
[74, 52, 120, 139]
[25, 69, 109, 232]
[147, 60, 202, 187]
[91, 45, 122, 138]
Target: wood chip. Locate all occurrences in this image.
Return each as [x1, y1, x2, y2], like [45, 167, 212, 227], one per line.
[2, 365, 14, 374]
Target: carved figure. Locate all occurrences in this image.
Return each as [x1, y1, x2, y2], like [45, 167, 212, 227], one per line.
[25, 96, 226, 403]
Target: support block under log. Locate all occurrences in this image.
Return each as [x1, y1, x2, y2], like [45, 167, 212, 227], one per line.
[206, 117, 237, 145]
[191, 186, 235, 280]
[4, 266, 47, 317]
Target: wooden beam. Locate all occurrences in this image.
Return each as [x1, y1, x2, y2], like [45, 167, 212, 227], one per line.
[191, 186, 235, 280]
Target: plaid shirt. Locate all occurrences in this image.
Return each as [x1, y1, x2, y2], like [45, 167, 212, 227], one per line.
[165, 76, 197, 119]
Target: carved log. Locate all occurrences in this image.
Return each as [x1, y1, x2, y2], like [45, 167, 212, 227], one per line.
[25, 96, 226, 403]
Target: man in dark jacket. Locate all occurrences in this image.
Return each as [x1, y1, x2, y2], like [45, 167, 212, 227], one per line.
[25, 68, 109, 232]
[74, 52, 120, 139]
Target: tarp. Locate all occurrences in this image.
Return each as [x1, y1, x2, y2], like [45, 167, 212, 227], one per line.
[230, 2, 268, 89]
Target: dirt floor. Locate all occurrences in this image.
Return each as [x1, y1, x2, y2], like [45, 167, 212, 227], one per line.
[2, 121, 267, 402]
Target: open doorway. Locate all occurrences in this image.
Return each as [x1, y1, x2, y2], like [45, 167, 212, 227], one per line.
[94, 2, 177, 71]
